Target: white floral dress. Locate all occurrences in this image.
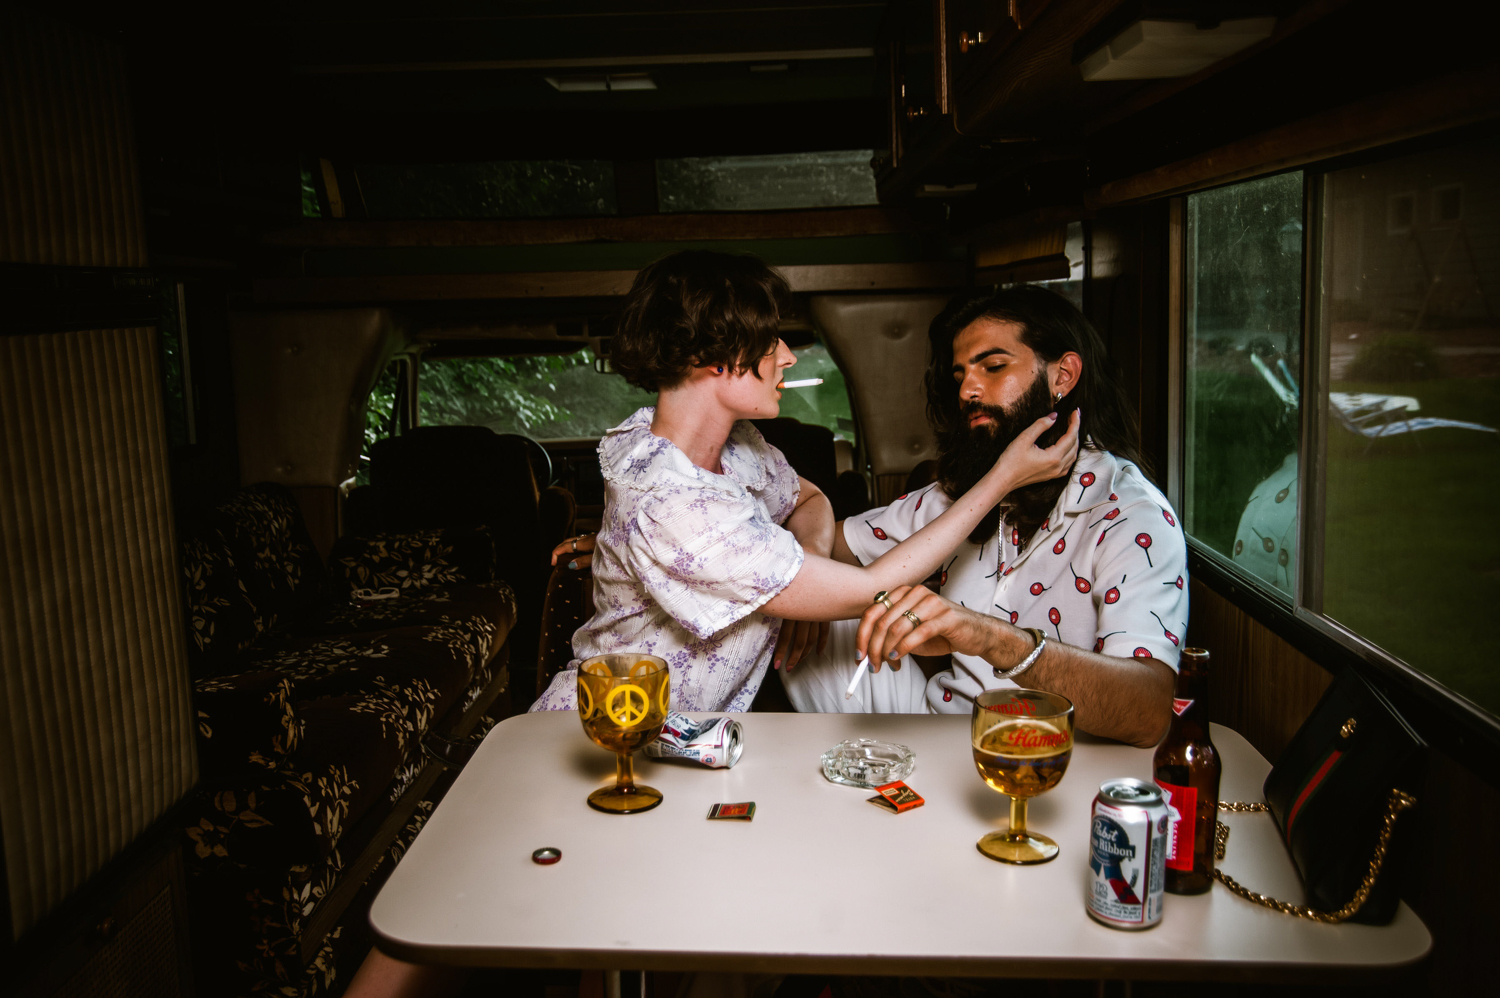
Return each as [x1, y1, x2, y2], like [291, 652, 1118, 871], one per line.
[531, 408, 805, 713]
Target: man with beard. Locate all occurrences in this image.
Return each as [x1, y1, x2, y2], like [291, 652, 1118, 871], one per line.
[781, 285, 1183, 747]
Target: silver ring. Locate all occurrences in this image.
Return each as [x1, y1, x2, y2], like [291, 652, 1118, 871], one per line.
[571, 538, 578, 552]
[902, 610, 922, 628]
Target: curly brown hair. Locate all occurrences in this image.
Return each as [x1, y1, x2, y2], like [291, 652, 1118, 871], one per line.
[610, 250, 790, 392]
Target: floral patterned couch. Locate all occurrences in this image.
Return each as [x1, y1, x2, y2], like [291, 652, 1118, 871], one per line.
[178, 483, 516, 997]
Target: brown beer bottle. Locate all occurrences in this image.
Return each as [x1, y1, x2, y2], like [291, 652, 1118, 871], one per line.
[1153, 647, 1221, 895]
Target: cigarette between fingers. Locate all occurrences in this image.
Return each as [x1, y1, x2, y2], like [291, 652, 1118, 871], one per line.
[845, 656, 870, 700]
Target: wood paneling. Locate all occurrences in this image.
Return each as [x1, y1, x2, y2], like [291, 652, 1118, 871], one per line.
[1084, 203, 1171, 483]
[1089, 61, 1500, 208]
[1187, 578, 1333, 763]
[253, 263, 965, 305]
[262, 207, 933, 249]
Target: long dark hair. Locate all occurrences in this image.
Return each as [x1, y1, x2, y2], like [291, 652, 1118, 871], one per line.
[924, 285, 1146, 546]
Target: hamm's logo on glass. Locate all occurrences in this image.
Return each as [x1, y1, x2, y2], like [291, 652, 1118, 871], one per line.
[1002, 725, 1070, 749]
[986, 698, 1039, 716]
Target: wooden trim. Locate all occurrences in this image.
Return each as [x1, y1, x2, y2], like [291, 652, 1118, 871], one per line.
[318, 158, 345, 219]
[253, 262, 965, 304]
[952, 0, 1117, 136]
[1088, 62, 1500, 208]
[294, 47, 877, 75]
[933, 0, 951, 116]
[973, 254, 1068, 285]
[1165, 197, 1184, 516]
[262, 207, 933, 249]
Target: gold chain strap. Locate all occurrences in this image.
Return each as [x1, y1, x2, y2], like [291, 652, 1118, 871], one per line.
[1210, 790, 1417, 923]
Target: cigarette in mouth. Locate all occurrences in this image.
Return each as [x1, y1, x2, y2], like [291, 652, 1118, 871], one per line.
[779, 378, 824, 389]
[845, 656, 870, 700]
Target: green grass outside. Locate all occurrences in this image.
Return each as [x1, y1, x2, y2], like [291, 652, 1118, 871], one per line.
[1187, 370, 1500, 716]
[1321, 378, 1500, 715]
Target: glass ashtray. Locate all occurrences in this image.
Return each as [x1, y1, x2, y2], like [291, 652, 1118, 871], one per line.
[820, 739, 916, 789]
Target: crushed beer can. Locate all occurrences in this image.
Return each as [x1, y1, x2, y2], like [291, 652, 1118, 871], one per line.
[643, 712, 743, 769]
[1087, 778, 1175, 930]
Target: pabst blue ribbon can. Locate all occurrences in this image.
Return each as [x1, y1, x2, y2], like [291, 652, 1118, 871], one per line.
[1087, 778, 1171, 930]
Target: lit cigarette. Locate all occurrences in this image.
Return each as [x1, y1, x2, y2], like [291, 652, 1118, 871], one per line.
[780, 378, 824, 388]
[845, 655, 870, 700]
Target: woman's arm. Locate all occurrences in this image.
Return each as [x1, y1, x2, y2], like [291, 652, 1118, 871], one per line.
[762, 410, 1079, 624]
[783, 476, 834, 559]
[773, 477, 834, 670]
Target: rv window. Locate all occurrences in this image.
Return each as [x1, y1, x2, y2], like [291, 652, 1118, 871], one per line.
[157, 279, 194, 446]
[768, 340, 857, 445]
[365, 359, 406, 453]
[656, 150, 878, 213]
[1181, 135, 1500, 717]
[359, 358, 409, 484]
[357, 161, 617, 219]
[417, 350, 654, 440]
[1183, 172, 1305, 588]
[1313, 136, 1500, 714]
[416, 340, 856, 446]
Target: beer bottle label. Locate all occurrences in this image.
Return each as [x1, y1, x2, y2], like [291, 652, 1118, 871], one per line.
[1156, 780, 1196, 870]
[1171, 698, 1194, 717]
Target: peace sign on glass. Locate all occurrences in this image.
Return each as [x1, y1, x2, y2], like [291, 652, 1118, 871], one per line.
[577, 654, 670, 814]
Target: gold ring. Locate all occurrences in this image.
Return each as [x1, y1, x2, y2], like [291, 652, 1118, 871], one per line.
[873, 590, 893, 610]
[902, 610, 922, 627]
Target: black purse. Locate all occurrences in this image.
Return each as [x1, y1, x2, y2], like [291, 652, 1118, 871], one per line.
[1215, 667, 1426, 924]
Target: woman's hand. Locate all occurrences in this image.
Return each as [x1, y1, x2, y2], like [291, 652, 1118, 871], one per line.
[772, 618, 829, 672]
[991, 408, 1082, 492]
[550, 534, 595, 570]
[855, 585, 1002, 670]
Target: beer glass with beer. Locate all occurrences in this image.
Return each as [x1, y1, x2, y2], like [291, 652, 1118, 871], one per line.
[971, 688, 1075, 863]
[577, 654, 670, 814]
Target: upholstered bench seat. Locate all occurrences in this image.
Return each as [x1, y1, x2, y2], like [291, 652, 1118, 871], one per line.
[177, 483, 517, 996]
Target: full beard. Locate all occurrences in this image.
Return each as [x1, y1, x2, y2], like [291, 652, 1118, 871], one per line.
[935, 372, 1071, 548]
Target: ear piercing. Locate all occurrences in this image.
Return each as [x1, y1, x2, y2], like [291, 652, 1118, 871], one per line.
[718, 366, 724, 373]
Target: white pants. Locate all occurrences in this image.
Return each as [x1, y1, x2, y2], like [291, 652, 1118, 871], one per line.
[781, 619, 931, 713]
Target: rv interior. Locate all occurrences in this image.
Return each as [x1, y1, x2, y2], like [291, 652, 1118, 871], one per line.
[1, 2, 1497, 997]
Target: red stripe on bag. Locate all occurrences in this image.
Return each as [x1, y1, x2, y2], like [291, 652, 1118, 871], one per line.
[1286, 749, 1343, 837]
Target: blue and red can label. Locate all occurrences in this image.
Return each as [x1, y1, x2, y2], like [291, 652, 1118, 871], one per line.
[1087, 778, 1170, 930]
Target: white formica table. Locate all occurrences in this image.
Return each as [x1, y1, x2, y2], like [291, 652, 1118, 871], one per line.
[371, 713, 1430, 982]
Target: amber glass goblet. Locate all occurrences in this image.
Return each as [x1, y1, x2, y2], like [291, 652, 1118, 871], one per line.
[577, 654, 670, 814]
[971, 688, 1075, 863]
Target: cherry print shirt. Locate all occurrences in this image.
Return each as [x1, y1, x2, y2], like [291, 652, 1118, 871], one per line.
[844, 446, 1188, 714]
[531, 407, 805, 714]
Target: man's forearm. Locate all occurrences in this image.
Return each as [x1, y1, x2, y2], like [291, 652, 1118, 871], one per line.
[785, 486, 835, 558]
[979, 622, 1174, 748]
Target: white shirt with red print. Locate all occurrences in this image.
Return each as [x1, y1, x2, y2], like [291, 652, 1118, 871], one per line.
[531, 407, 805, 714]
[843, 446, 1188, 714]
